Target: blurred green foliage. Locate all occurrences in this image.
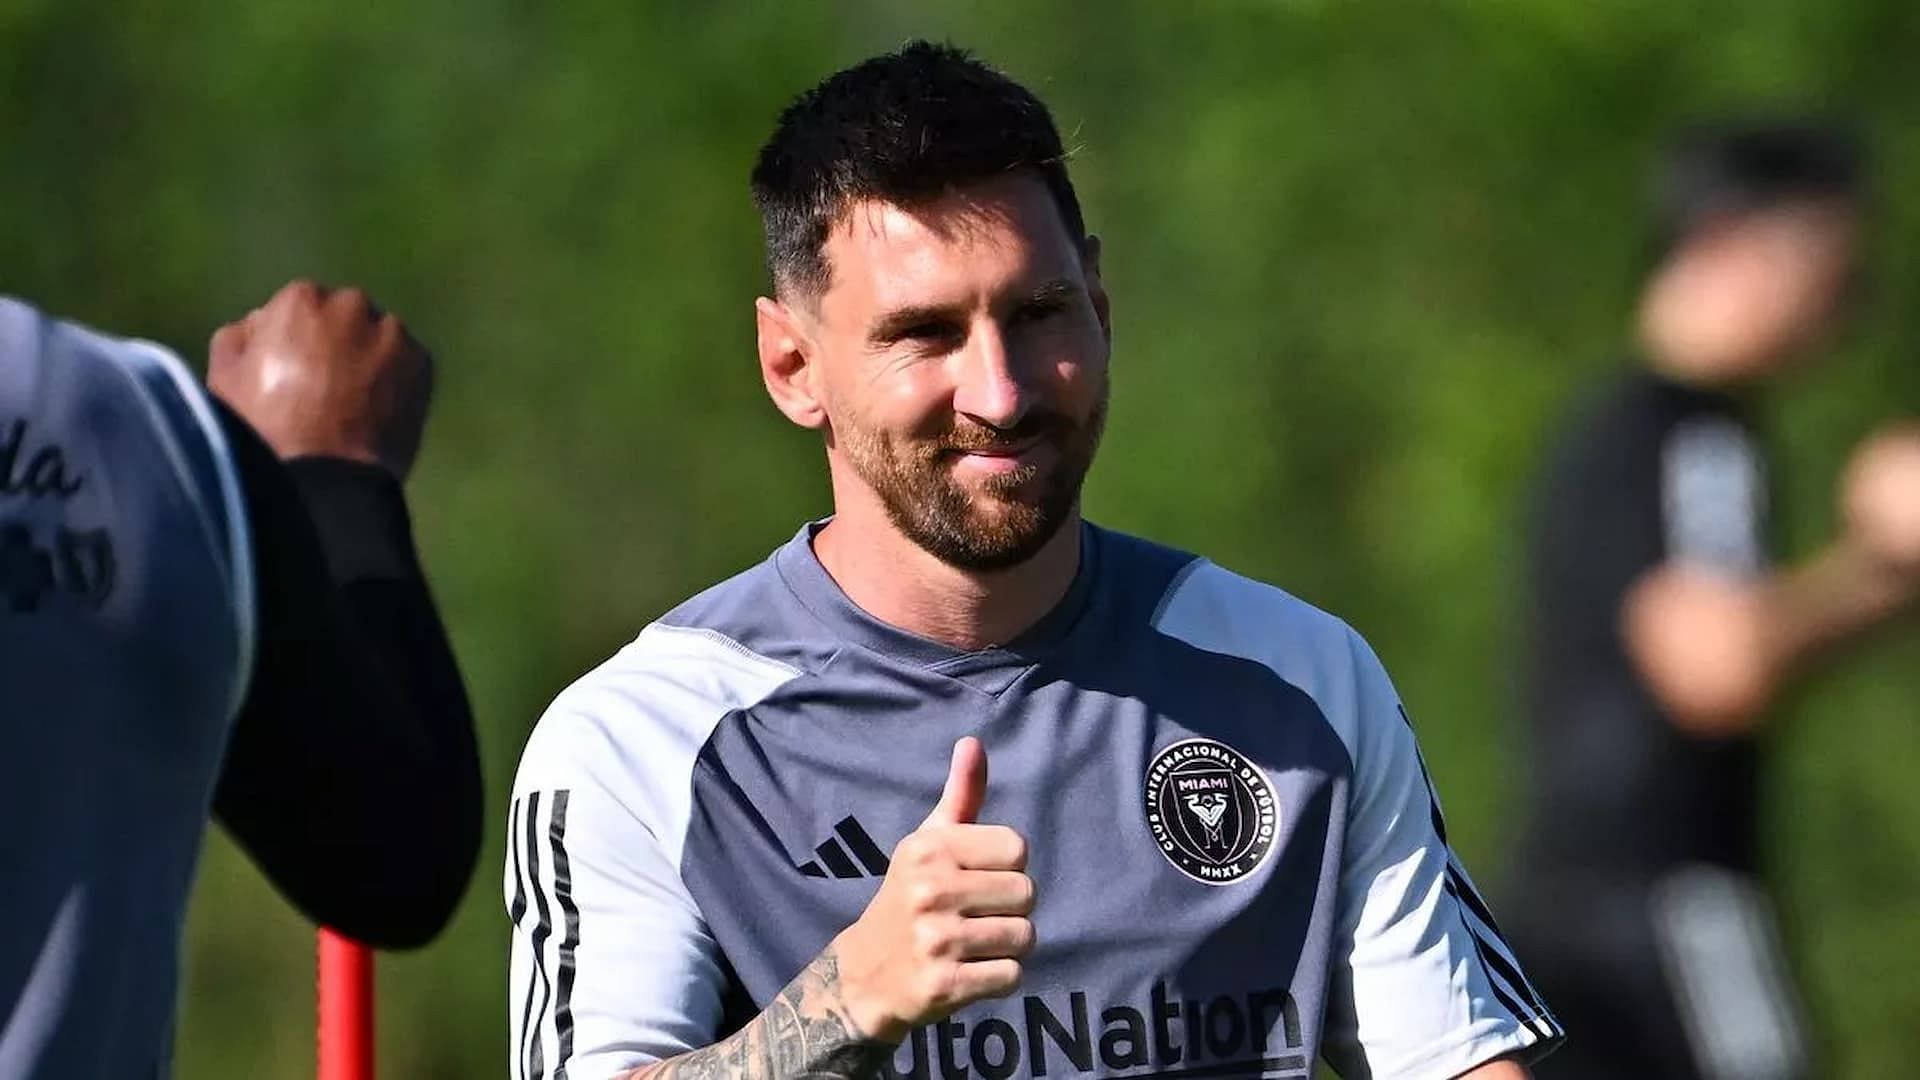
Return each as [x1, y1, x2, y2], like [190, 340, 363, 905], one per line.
[5, 1, 1919, 1075]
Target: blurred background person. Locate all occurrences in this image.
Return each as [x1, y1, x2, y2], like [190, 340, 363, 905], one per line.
[0, 282, 481, 1078]
[1501, 121, 1920, 1080]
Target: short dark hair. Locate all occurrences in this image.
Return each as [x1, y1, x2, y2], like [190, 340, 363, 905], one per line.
[1652, 118, 1867, 253]
[750, 41, 1087, 301]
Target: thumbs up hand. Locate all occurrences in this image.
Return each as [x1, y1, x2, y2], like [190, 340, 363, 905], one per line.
[830, 737, 1035, 1044]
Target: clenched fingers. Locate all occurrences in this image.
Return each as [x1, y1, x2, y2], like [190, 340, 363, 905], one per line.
[955, 917, 1036, 961]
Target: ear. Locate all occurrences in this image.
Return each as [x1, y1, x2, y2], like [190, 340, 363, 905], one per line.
[1082, 234, 1113, 344]
[756, 296, 827, 430]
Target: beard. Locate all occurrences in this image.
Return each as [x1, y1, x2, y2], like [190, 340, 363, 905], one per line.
[839, 393, 1108, 572]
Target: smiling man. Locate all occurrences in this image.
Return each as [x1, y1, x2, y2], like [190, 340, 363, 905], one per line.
[506, 42, 1561, 1080]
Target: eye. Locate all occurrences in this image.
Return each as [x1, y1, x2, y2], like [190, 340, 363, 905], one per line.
[888, 320, 965, 352]
[1013, 298, 1069, 325]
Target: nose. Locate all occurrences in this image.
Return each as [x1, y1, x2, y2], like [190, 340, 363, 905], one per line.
[951, 320, 1034, 431]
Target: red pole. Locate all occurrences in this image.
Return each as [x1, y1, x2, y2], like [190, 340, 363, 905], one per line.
[317, 929, 375, 1080]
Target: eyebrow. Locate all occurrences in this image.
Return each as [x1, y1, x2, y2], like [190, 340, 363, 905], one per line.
[868, 301, 968, 345]
[1019, 278, 1080, 310]
[866, 278, 1082, 345]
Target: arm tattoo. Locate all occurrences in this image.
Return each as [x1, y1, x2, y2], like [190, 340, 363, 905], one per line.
[624, 946, 895, 1080]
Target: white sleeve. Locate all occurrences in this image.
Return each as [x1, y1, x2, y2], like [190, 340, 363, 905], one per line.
[1320, 630, 1563, 1079]
[507, 709, 728, 1080]
[507, 624, 803, 1080]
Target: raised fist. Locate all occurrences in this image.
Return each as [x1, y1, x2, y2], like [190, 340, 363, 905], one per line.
[207, 280, 433, 479]
[829, 737, 1035, 1043]
[1841, 422, 1920, 577]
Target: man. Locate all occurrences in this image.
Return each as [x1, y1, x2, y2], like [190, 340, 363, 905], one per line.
[508, 42, 1561, 1080]
[1503, 122, 1920, 1080]
[1, 281, 482, 1077]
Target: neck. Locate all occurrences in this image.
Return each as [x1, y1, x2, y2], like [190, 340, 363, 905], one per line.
[1642, 343, 1751, 390]
[812, 498, 1084, 652]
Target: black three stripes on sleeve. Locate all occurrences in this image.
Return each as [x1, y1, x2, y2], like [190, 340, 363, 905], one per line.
[1398, 707, 1557, 1035]
[514, 792, 582, 1080]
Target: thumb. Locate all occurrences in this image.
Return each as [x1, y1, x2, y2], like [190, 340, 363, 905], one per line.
[923, 736, 987, 826]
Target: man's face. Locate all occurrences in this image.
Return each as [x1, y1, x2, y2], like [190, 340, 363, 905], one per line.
[1686, 199, 1862, 368]
[794, 174, 1111, 571]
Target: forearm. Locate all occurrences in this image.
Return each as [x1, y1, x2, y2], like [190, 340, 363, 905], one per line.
[1628, 540, 1918, 734]
[619, 946, 894, 1080]
[1763, 539, 1917, 672]
[286, 455, 475, 745]
[250, 465, 479, 941]
[287, 454, 479, 800]
[618, 945, 894, 1076]
[212, 405, 480, 945]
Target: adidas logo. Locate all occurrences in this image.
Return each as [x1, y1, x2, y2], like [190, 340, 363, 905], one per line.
[797, 815, 891, 879]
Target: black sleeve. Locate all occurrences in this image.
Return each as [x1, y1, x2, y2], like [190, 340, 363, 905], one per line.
[209, 401, 482, 950]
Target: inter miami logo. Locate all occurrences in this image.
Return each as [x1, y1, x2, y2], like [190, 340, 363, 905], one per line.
[1144, 738, 1278, 885]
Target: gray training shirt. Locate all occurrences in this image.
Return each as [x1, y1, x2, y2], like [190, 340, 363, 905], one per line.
[508, 523, 1561, 1080]
[1, 298, 253, 1078]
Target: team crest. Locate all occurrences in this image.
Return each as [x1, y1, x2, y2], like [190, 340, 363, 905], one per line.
[1143, 738, 1278, 885]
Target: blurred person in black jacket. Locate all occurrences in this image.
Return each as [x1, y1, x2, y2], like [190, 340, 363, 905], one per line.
[1502, 121, 1920, 1080]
